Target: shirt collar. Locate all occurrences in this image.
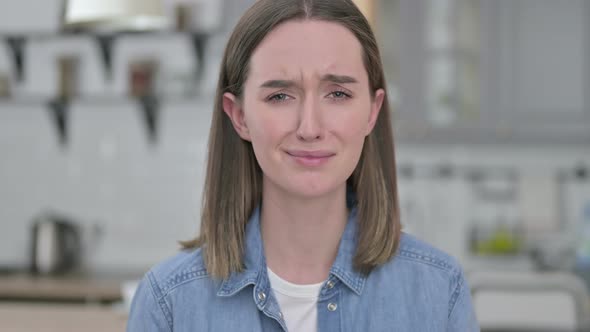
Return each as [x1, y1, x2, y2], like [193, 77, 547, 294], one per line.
[328, 206, 366, 295]
[216, 205, 265, 297]
[217, 191, 366, 297]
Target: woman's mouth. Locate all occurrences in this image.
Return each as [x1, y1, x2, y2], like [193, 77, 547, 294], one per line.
[285, 150, 336, 167]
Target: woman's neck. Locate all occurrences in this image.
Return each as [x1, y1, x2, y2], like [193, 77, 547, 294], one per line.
[260, 178, 349, 285]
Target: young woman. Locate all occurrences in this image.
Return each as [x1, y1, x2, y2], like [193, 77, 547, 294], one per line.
[127, 0, 479, 331]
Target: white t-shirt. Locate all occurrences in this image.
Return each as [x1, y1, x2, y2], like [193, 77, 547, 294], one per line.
[267, 268, 324, 332]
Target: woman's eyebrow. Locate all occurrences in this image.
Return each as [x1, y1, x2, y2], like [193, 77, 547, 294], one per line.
[320, 74, 358, 84]
[259, 74, 358, 89]
[259, 80, 295, 89]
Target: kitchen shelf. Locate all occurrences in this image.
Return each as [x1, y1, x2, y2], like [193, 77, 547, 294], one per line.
[0, 26, 220, 147]
[1, 30, 211, 82]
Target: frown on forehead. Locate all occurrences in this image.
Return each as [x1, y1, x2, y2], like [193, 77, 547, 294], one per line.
[248, 19, 367, 85]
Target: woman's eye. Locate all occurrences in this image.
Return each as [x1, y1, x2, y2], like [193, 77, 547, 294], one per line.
[329, 91, 351, 99]
[268, 93, 290, 102]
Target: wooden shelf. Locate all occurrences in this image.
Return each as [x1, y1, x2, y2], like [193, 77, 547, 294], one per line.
[1, 30, 212, 82]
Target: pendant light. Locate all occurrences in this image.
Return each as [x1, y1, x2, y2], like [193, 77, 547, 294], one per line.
[63, 0, 169, 32]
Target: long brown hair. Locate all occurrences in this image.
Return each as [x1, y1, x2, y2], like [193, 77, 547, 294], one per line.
[181, 0, 401, 279]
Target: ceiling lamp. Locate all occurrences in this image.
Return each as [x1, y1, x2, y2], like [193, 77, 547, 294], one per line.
[63, 0, 169, 31]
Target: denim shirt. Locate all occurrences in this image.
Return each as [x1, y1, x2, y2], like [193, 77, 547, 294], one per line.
[127, 205, 479, 331]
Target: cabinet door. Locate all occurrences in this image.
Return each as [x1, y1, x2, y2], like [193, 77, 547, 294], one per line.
[377, 0, 486, 143]
[485, 0, 590, 143]
[378, 0, 590, 144]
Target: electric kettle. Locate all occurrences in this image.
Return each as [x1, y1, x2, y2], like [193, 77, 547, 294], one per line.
[30, 211, 82, 275]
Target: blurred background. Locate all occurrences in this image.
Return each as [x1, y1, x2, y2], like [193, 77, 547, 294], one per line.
[0, 0, 589, 331]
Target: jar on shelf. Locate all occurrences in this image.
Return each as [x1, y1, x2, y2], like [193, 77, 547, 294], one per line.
[57, 56, 80, 99]
[128, 59, 159, 97]
[0, 72, 10, 98]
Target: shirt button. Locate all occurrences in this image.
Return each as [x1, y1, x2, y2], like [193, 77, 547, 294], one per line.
[326, 280, 335, 289]
[257, 291, 266, 301]
[327, 302, 338, 311]
[278, 312, 283, 319]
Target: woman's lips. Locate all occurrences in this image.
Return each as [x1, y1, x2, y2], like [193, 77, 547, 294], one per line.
[286, 150, 335, 167]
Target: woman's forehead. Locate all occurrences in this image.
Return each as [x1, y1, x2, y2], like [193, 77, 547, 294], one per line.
[248, 19, 366, 83]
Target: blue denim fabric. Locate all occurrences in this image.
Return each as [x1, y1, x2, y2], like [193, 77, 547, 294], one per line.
[127, 205, 479, 331]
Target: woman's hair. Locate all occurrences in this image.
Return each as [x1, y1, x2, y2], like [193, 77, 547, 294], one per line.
[181, 0, 401, 279]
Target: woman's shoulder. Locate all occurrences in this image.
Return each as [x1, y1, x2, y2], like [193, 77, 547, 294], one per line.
[128, 248, 219, 330]
[145, 246, 210, 296]
[371, 232, 469, 308]
[392, 232, 464, 275]
[369, 233, 478, 330]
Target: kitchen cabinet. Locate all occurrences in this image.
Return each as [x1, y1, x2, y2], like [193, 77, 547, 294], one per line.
[484, 0, 590, 144]
[377, 0, 590, 145]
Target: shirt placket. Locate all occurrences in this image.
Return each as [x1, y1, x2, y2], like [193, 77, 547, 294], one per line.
[254, 283, 288, 331]
[317, 276, 342, 332]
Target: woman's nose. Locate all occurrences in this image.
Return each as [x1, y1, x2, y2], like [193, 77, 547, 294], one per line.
[295, 98, 324, 142]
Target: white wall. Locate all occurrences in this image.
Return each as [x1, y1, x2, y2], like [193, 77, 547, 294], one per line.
[1, 0, 589, 274]
[0, 0, 223, 272]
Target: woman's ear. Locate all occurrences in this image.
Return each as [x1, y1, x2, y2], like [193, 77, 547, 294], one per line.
[222, 92, 251, 141]
[366, 88, 385, 136]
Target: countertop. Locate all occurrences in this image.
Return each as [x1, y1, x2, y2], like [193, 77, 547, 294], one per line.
[0, 271, 141, 331]
[0, 272, 137, 303]
[0, 303, 127, 332]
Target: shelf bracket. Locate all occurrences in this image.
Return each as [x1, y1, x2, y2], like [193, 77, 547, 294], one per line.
[191, 33, 207, 81]
[5, 36, 26, 82]
[47, 97, 70, 147]
[138, 94, 160, 145]
[96, 35, 114, 80]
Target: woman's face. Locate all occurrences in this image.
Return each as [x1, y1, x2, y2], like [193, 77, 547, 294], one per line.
[223, 19, 384, 199]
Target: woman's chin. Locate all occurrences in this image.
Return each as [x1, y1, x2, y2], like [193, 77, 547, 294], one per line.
[283, 179, 345, 200]
[263, 172, 348, 200]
